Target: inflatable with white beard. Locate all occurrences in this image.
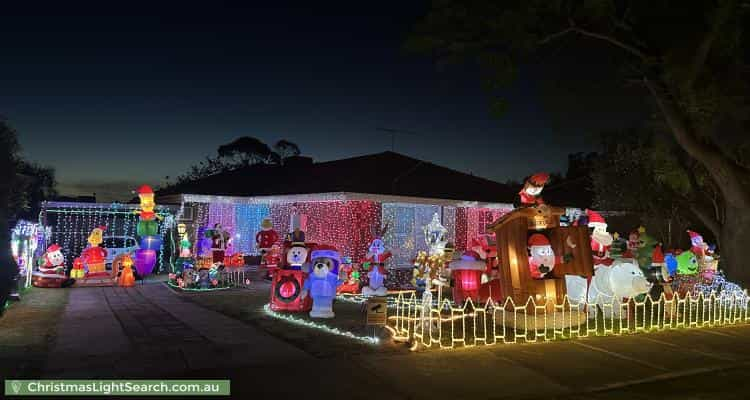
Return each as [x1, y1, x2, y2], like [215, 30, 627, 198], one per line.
[301, 245, 343, 318]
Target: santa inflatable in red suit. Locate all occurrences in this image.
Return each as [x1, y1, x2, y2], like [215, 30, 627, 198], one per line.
[527, 233, 564, 279]
[587, 209, 613, 266]
[519, 172, 549, 206]
[255, 218, 279, 254]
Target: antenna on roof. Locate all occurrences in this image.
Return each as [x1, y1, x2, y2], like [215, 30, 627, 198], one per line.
[376, 127, 421, 152]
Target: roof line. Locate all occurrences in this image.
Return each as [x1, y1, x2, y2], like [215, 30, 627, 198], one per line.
[178, 191, 514, 209]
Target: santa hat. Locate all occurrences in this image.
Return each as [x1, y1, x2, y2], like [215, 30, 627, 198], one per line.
[46, 243, 62, 253]
[311, 244, 341, 264]
[527, 233, 550, 247]
[528, 173, 549, 186]
[586, 209, 606, 229]
[687, 230, 703, 243]
[652, 245, 665, 266]
[137, 185, 154, 195]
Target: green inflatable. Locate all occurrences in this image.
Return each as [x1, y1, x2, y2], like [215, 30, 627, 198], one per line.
[137, 220, 159, 237]
[676, 250, 699, 275]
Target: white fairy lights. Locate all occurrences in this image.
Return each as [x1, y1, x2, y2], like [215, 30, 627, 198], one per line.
[263, 304, 380, 345]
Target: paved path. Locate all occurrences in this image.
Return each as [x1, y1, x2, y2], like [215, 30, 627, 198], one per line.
[41, 282, 750, 399]
[44, 283, 311, 378]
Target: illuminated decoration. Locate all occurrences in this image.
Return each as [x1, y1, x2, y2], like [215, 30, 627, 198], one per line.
[117, 254, 136, 287]
[32, 242, 73, 288]
[449, 251, 486, 303]
[302, 245, 343, 318]
[584, 259, 651, 318]
[362, 223, 391, 297]
[382, 203, 438, 267]
[423, 213, 448, 256]
[456, 207, 511, 253]
[70, 257, 85, 279]
[81, 226, 108, 274]
[269, 200, 381, 262]
[11, 220, 45, 290]
[167, 264, 234, 291]
[687, 230, 708, 257]
[40, 202, 173, 276]
[270, 269, 312, 312]
[336, 262, 360, 294]
[206, 223, 231, 264]
[388, 289, 750, 350]
[263, 304, 379, 345]
[181, 193, 513, 267]
[39, 244, 66, 275]
[527, 233, 559, 279]
[519, 172, 549, 205]
[255, 217, 279, 254]
[635, 226, 658, 271]
[587, 209, 613, 266]
[676, 251, 699, 275]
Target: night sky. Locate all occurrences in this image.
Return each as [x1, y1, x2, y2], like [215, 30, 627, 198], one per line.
[2, 1, 648, 202]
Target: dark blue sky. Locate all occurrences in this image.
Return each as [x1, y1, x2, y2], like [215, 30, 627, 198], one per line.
[1, 1, 647, 201]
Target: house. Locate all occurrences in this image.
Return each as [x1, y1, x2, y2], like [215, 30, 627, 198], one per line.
[158, 151, 518, 266]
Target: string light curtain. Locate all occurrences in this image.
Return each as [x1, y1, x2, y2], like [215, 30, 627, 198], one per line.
[39, 202, 172, 270]
[234, 203, 271, 254]
[269, 201, 380, 261]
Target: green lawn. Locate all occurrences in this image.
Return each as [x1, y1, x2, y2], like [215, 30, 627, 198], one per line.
[175, 282, 409, 357]
[0, 287, 70, 378]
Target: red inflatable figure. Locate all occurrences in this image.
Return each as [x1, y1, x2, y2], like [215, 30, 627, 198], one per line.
[519, 172, 549, 206]
[256, 218, 279, 254]
[270, 269, 312, 312]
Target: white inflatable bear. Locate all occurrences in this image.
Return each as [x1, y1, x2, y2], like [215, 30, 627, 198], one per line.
[566, 259, 651, 319]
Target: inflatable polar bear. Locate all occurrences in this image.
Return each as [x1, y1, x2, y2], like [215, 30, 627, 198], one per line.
[565, 258, 651, 319]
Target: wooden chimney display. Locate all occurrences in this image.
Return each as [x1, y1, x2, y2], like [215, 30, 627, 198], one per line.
[487, 204, 593, 310]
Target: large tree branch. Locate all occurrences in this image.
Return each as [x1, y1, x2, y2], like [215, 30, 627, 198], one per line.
[686, 0, 737, 88]
[689, 203, 722, 239]
[539, 21, 648, 61]
[643, 76, 750, 209]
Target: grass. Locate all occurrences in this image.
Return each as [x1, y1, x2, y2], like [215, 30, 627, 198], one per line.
[175, 281, 410, 357]
[0, 287, 70, 378]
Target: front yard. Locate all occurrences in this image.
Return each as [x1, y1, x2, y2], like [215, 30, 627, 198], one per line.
[0, 287, 70, 377]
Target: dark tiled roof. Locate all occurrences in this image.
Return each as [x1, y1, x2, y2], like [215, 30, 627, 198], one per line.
[158, 151, 516, 203]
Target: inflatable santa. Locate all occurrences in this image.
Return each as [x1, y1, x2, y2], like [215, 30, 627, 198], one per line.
[39, 244, 66, 275]
[587, 209, 613, 266]
[518, 172, 549, 206]
[527, 233, 560, 279]
[256, 218, 279, 254]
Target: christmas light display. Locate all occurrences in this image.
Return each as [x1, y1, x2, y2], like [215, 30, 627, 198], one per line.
[388, 289, 750, 350]
[39, 202, 173, 273]
[184, 194, 513, 267]
[263, 304, 380, 345]
[235, 203, 270, 253]
[11, 220, 45, 288]
[381, 203, 440, 266]
[269, 201, 381, 262]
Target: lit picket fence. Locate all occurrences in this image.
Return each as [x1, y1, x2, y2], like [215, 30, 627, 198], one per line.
[386, 291, 750, 350]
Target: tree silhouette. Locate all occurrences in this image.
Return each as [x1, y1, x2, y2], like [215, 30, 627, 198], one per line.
[407, 0, 750, 285]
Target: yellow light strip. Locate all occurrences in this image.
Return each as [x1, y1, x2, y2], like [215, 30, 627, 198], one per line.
[388, 291, 750, 350]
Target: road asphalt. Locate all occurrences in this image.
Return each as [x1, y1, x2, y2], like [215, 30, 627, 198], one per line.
[40, 282, 750, 399]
